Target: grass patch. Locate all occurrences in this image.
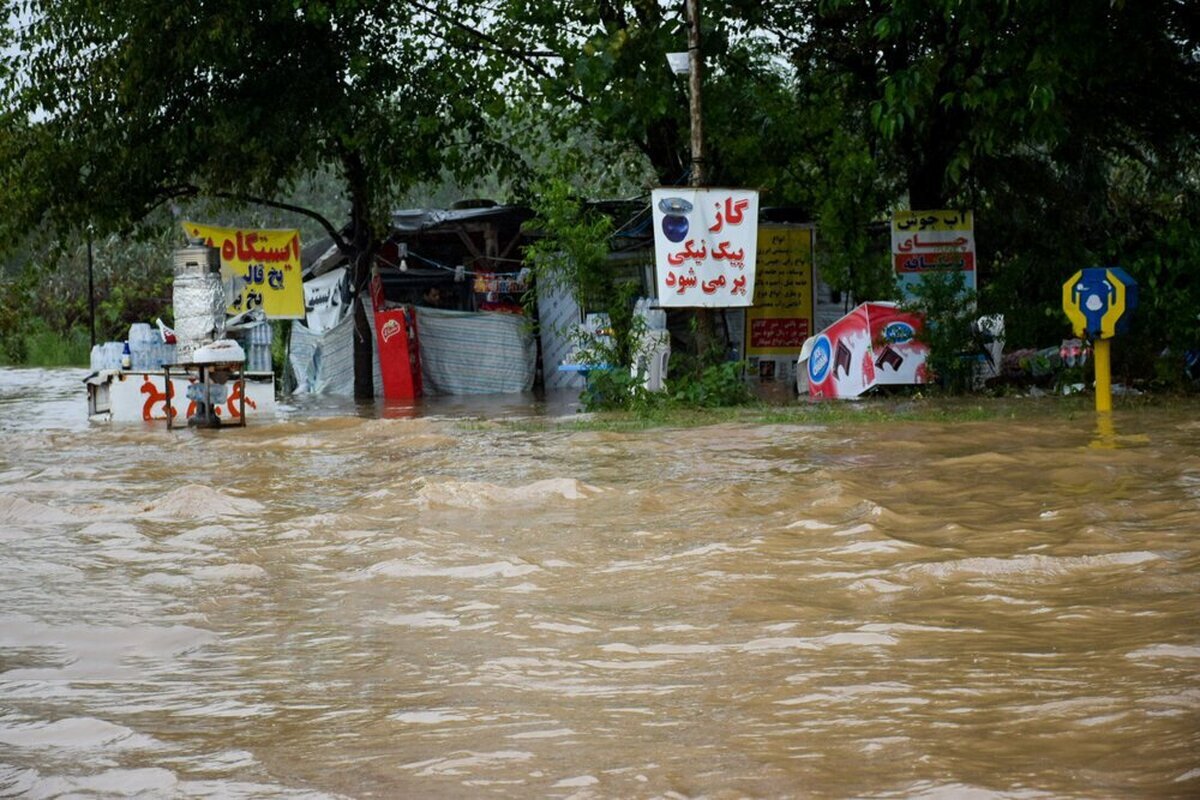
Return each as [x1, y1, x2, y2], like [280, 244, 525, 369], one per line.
[1, 327, 91, 367]
[488, 391, 1173, 434]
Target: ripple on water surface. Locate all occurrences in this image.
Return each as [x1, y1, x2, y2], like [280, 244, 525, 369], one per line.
[1, 369, 1199, 798]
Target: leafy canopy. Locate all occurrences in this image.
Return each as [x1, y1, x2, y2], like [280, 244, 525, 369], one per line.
[0, 0, 488, 244]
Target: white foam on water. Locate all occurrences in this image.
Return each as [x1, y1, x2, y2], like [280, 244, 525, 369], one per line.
[0, 621, 216, 681]
[740, 631, 898, 653]
[899, 782, 1054, 799]
[78, 521, 142, 539]
[554, 774, 599, 788]
[416, 477, 602, 510]
[404, 750, 534, 777]
[392, 710, 470, 724]
[138, 572, 194, 589]
[367, 558, 540, 580]
[640, 644, 725, 655]
[0, 495, 77, 525]
[532, 622, 598, 634]
[100, 547, 173, 564]
[507, 728, 575, 740]
[168, 524, 238, 544]
[580, 660, 678, 670]
[905, 551, 1161, 580]
[455, 601, 500, 612]
[384, 612, 462, 629]
[190, 564, 269, 582]
[784, 519, 836, 530]
[1125, 644, 1200, 660]
[502, 582, 544, 593]
[848, 578, 909, 594]
[32, 767, 178, 797]
[654, 542, 740, 561]
[832, 539, 915, 555]
[0, 717, 159, 750]
[860, 622, 980, 634]
[138, 484, 265, 519]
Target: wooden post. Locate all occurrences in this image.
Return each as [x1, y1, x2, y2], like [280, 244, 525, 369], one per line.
[686, 0, 715, 358]
[687, 0, 704, 187]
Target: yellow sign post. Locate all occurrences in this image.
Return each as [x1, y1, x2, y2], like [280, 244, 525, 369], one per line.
[1062, 267, 1138, 414]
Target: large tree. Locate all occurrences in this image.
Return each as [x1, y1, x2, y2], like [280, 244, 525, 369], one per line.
[441, 0, 805, 196]
[1, 0, 486, 396]
[773, 0, 1200, 345]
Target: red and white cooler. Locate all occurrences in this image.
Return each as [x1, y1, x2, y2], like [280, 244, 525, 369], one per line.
[800, 302, 929, 399]
[373, 305, 421, 401]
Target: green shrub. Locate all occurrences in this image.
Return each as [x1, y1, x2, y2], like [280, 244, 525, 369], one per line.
[902, 268, 979, 394]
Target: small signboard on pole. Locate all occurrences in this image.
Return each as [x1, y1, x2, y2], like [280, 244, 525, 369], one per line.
[891, 210, 975, 299]
[651, 188, 759, 308]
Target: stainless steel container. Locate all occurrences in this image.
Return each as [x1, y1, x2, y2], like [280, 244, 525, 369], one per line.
[172, 244, 226, 363]
[173, 244, 221, 278]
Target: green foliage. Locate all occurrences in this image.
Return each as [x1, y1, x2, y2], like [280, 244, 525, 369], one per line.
[578, 355, 755, 415]
[902, 268, 979, 394]
[0, 0, 492, 330]
[11, 326, 91, 367]
[524, 173, 617, 316]
[666, 359, 755, 409]
[0, 226, 174, 365]
[559, 290, 754, 413]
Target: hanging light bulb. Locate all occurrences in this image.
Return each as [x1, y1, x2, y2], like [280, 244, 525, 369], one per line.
[399, 257, 408, 272]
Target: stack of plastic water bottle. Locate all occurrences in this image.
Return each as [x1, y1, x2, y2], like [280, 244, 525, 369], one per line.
[127, 322, 177, 370]
[89, 324, 177, 372]
[246, 319, 273, 373]
[89, 341, 126, 372]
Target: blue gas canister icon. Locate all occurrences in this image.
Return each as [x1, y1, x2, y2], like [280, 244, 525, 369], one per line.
[1062, 267, 1138, 340]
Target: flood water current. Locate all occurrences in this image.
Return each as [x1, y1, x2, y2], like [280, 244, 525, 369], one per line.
[1, 367, 1198, 799]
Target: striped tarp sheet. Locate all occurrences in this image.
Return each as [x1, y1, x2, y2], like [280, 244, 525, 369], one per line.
[415, 307, 536, 395]
[288, 312, 355, 396]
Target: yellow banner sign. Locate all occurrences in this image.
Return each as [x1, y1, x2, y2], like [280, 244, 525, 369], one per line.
[745, 225, 815, 357]
[182, 222, 304, 319]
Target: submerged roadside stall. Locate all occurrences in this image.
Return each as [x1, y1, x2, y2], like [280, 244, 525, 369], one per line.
[289, 204, 540, 402]
[83, 222, 308, 426]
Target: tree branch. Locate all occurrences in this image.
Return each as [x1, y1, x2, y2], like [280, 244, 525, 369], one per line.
[406, 0, 590, 106]
[158, 184, 350, 255]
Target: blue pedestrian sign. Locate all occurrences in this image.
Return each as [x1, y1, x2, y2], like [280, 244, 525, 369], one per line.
[1063, 267, 1138, 339]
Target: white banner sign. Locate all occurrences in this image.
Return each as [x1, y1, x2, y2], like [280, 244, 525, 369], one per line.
[302, 266, 351, 334]
[652, 188, 759, 308]
[891, 209, 976, 299]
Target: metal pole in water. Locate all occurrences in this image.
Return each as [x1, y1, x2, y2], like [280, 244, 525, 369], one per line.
[87, 225, 96, 349]
[1093, 338, 1112, 414]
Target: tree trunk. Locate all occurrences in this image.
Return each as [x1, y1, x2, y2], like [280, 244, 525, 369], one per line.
[907, 160, 945, 211]
[344, 151, 377, 401]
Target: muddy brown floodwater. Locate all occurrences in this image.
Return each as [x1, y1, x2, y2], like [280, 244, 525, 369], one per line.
[1, 367, 1198, 798]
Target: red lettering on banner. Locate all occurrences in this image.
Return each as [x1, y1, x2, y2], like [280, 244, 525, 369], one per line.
[750, 318, 809, 349]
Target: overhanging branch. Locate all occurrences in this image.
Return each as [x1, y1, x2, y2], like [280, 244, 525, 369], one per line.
[406, 0, 590, 106]
[158, 184, 350, 255]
